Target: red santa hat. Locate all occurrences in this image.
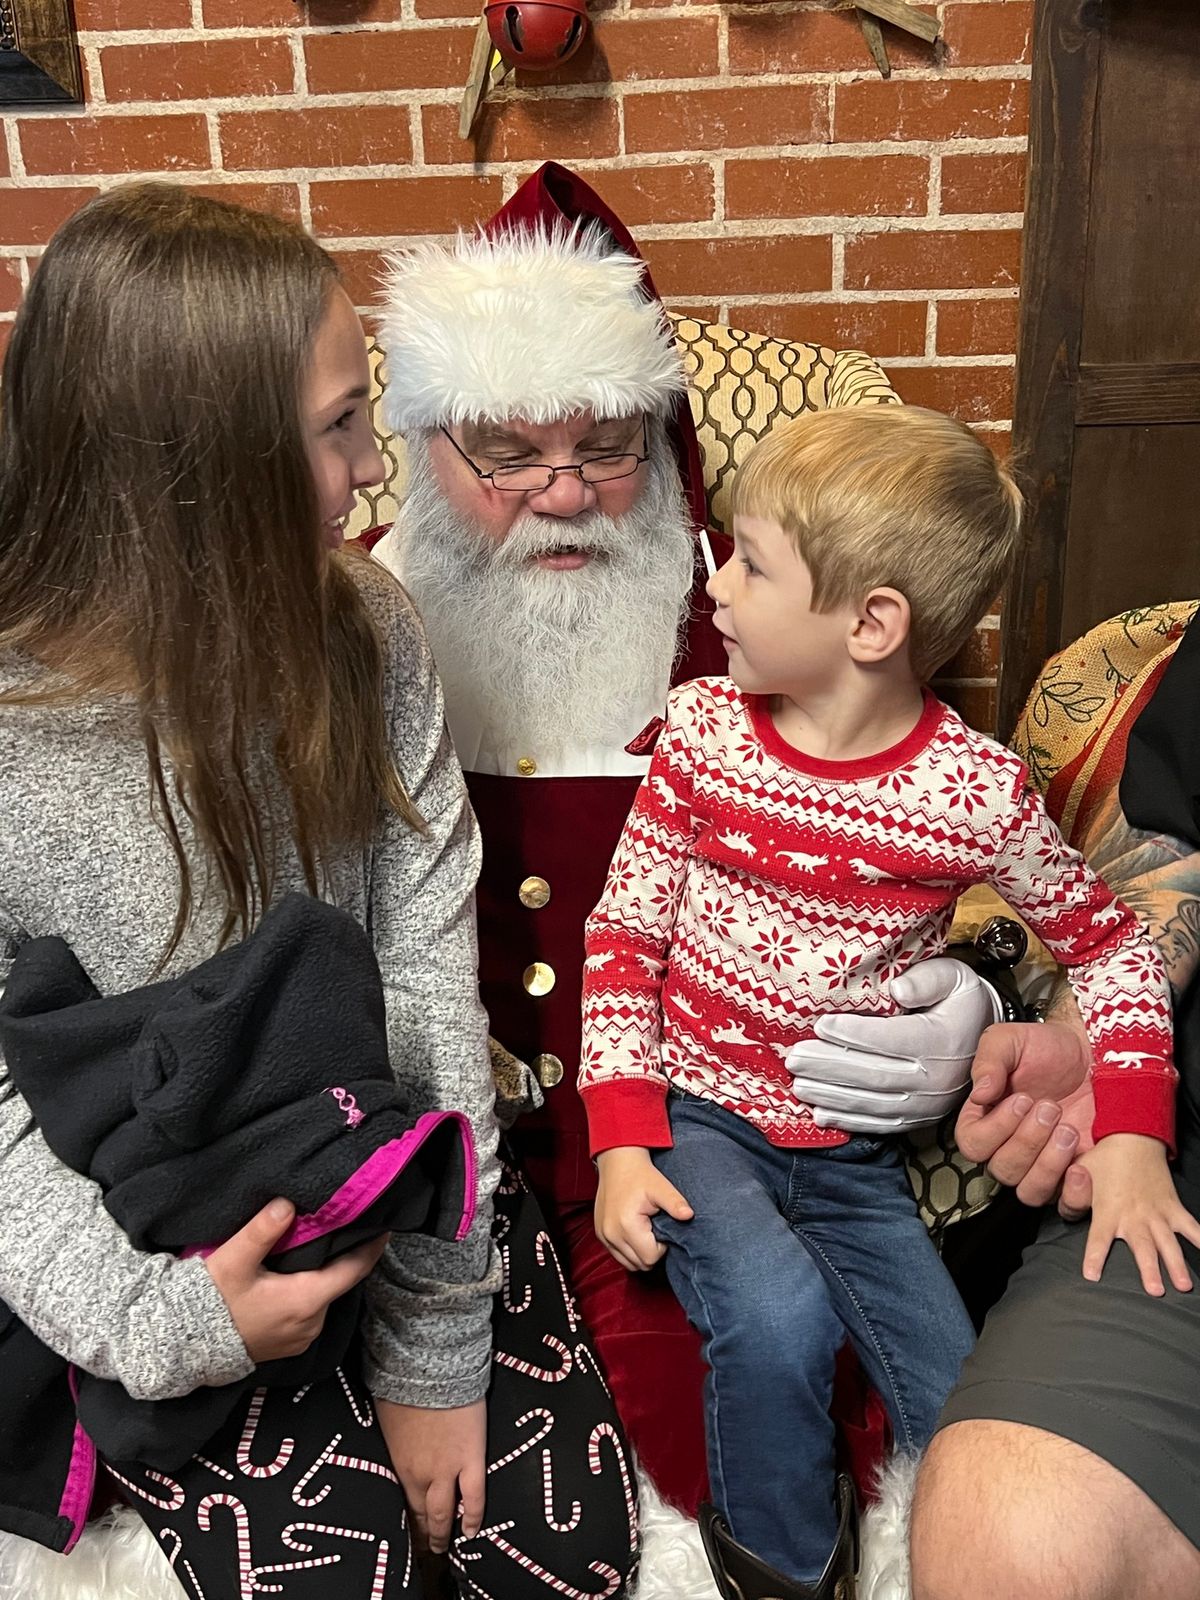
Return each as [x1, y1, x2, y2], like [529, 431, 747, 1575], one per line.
[379, 162, 709, 532]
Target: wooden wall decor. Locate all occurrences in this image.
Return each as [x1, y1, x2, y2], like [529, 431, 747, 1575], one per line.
[0, 0, 83, 105]
[829, 0, 942, 78]
[1000, 0, 1200, 735]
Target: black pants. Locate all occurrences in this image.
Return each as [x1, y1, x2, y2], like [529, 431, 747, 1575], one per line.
[108, 1161, 639, 1599]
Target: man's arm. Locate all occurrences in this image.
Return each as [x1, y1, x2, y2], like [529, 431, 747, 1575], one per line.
[958, 787, 1200, 1208]
[1079, 782, 1200, 1002]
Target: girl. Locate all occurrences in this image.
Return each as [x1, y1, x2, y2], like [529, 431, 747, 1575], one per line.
[0, 184, 636, 1599]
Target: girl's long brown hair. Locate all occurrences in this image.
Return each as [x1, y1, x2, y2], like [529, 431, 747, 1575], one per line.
[0, 182, 418, 958]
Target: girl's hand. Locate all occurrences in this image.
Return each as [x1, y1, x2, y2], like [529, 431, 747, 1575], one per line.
[1078, 1134, 1200, 1296]
[205, 1199, 388, 1363]
[377, 1397, 487, 1553]
[594, 1146, 693, 1272]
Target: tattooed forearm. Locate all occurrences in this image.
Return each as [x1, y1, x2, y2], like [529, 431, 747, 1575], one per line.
[1149, 897, 1200, 996]
[1074, 785, 1200, 999]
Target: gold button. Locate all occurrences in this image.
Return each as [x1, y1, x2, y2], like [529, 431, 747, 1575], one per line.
[523, 961, 556, 996]
[533, 1052, 564, 1089]
[516, 756, 537, 777]
[519, 875, 551, 909]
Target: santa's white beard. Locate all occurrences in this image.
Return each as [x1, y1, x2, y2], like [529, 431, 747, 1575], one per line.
[395, 423, 697, 757]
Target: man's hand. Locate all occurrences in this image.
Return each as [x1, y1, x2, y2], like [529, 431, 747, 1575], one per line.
[785, 958, 1001, 1133]
[594, 1146, 693, 1272]
[378, 1397, 487, 1552]
[1078, 1134, 1200, 1296]
[205, 1199, 388, 1364]
[954, 1021, 1095, 1215]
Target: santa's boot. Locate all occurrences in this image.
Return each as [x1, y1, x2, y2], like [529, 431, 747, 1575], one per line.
[698, 1474, 858, 1600]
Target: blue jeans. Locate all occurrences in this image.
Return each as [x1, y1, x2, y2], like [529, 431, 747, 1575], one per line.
[651, 1092, 975, 1583]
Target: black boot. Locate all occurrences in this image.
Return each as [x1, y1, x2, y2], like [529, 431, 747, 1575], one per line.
[698, 1474, 858, 1600]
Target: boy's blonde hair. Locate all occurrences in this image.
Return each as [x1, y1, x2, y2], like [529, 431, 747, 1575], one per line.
[730, 406, 1024, 679]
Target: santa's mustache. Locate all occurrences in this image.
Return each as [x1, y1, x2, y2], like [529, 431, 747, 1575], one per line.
[480, 512, 627, 570]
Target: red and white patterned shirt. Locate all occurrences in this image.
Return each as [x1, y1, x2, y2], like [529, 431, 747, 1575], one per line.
[580, 678, 1177, 1155]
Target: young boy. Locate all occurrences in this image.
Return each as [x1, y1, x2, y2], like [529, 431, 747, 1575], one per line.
[579, 406, 1198, 1592]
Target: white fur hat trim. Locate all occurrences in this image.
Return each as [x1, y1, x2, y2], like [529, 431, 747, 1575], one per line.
[378, 224, 685, 433]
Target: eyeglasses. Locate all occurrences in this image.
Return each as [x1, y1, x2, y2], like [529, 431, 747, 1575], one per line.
[438, 419, 649, 494]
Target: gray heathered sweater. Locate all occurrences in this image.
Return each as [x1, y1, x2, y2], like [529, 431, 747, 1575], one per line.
[0, 558, 501, 1413]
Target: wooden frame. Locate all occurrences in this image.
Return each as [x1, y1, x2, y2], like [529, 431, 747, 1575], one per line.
[0, 0, 83, 105]
[997, 0, 1102, 737]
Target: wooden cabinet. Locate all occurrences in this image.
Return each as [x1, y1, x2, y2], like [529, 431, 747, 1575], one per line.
[1000, 0, 1200, 733]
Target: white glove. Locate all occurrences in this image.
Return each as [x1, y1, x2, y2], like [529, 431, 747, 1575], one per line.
[785, 958, 1004, 1134]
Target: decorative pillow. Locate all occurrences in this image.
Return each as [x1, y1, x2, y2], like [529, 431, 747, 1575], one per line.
[1012, 601, 1199, 843]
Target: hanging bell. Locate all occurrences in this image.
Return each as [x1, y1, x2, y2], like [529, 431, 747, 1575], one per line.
[485, 0, 589, 71]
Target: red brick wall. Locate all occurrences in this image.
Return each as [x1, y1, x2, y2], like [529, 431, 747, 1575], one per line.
[0, 0, 1030, 724]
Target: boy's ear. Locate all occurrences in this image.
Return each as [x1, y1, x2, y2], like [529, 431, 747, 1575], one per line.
[848, 586, 911, 666]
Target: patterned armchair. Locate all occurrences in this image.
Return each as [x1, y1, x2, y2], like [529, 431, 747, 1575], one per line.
[345, 316, 900, 541]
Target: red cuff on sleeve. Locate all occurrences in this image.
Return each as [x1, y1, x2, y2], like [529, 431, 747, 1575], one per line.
[1092, 1064, 1177, 1154]
[582, 1078, 672, 1156]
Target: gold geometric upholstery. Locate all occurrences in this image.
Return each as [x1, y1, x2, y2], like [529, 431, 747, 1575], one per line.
[346, 341, 404, 542]
[671, 317, 900, 533]
[345, 317, 900, 542]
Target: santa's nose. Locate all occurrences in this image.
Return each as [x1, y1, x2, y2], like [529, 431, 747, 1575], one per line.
[526, 469, 597, 517]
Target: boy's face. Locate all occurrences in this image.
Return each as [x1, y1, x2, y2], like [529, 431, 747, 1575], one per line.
[707, 515, 853, 697]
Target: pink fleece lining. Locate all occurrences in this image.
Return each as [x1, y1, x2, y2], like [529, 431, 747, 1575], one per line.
[59, 1368, 97, 1552]
[273, 1109, 477, 1252]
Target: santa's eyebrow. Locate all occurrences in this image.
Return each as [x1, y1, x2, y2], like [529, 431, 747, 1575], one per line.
[461, 423, 536, 453]
[578, 417, 640, 446]
[460, 415, 641, 455]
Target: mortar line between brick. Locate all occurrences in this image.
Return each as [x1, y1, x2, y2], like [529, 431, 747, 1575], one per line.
[292, 35, 309, 96]
[928, 151, 942, 219]
[83, 47, 106, 106]
[410, 101, 425, 165]
[3, 121, 25, 182]
[886, 353, 1014, 367]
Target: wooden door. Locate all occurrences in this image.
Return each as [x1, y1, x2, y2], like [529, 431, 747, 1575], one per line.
[999, 0, 1200, 734]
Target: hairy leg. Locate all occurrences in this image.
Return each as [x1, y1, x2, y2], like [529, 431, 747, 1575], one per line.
[911, 1420, 1200, 1600]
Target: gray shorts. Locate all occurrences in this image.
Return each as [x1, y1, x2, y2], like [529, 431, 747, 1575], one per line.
[936, 1202, 1200, 1549]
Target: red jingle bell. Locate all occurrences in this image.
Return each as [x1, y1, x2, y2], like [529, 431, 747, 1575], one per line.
[485, 0, 589, 71]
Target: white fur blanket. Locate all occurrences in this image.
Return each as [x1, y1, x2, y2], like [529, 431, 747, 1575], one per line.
[0, 1456, 919, 1600]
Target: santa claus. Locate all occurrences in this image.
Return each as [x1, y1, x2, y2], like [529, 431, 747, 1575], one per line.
[372, 164, 1001, 1600]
